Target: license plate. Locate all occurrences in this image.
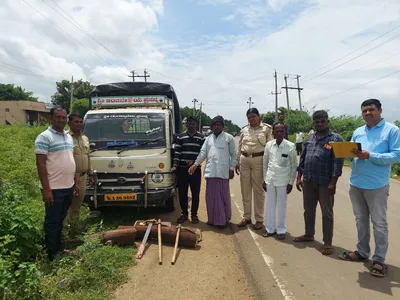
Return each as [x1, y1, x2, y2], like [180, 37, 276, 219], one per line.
[104, 193, 137, 201]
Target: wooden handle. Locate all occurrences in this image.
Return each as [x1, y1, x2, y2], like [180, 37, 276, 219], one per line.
[136, 243, 145, 259]
[158, 221, 162, 265]
[171, 226, 181, 265]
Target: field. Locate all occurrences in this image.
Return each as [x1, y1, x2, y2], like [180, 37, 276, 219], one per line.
[0, 125, 136, 300]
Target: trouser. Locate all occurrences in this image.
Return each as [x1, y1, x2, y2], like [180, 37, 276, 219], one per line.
[296, 142, 302, 155]
[303, 181, 334, 244]
[44, 186, 74, 259]
[240, 155, 264, 222]
[265, 184, 288, 234]
[349, 184, 389, 264]
[178, 167, 201, 217]
[64, 174, 87, 232]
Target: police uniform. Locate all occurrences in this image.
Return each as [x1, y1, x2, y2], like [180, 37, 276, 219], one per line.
[237, 122, 273, 225]
[66, 131, 92, 230]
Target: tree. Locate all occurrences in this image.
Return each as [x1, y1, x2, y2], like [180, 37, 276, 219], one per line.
[395, 120, 400, 128]
[329, 115, 364, 141]
[0, 83, 38, 101]
[51, 79, 95, 112]
[71, 98, 90, 117]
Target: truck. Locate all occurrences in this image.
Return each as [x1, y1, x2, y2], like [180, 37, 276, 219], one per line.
[82, 82, 183, 212]
[201, 125, 211, 136]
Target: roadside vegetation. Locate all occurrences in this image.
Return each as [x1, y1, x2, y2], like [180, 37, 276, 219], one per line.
[0, 125, 136, 300]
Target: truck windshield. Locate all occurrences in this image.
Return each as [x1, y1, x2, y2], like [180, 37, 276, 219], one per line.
[83, 112, 166, 148]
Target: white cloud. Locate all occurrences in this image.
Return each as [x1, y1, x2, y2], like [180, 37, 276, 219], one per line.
[1, 0, 400, 127]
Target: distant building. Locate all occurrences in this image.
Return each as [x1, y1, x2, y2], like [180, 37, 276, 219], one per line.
[0, 101, 52, 125]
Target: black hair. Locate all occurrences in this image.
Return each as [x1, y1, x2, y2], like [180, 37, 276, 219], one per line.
[186, 116, 198, 123]
[50, 106, 66, 116]
[246, 108, 260, 116]
[272, 121, 286, 131]
[68, 113, 83, 122]
[312, 110, 328, 120]
[361, 99, 381, 109]
[278, 111, 284, 116]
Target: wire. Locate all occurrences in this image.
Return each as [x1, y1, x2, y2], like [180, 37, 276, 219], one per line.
[303, 31, 400, 83]
[303, 22, 400, 79]
[22, 0, 128, 76]
[319, 69, 400, 100]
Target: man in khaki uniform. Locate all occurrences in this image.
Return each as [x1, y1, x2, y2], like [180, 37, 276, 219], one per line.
[236, 108, 273, 230]
[65, 113, 94, 235]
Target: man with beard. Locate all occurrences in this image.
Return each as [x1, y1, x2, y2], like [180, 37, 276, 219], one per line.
[339, 99, 400, 277]
[293, 110, 344, 256]
[188, 116, 236, 228]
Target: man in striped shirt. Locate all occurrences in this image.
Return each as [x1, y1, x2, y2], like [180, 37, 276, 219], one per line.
[35, 106, 78, 260]
[171, 116, 205, 224]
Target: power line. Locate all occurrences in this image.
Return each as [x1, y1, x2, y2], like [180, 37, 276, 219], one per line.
[319, 69, 400, 101]
[22, 0, 127, 76]
[303, 23, 400, 79]
[303, 31, 400, 83]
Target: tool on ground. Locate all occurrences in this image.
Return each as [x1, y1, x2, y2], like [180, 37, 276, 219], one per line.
[158, 219, 162, 265]
[136, 219, 156, 259]
[171, 224, 181, 265]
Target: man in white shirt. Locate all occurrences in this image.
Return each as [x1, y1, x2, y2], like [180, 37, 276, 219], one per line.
[295, 131, 304, 155]
[262, 122, 297, 239]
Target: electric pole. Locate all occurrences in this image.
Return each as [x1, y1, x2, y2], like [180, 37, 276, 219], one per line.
[198, 102, 202, 131]
[273, 70, 279, 121]
[247, 97, 254, 109]
[69, 75, 74, 113]
[296, 75, 303, 111]
[283, 75, 290, 109]
[128, 69, 150, 82]
[192, 98, 198, 116]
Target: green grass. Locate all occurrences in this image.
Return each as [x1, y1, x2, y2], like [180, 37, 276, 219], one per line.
[0, 125, 137, 300]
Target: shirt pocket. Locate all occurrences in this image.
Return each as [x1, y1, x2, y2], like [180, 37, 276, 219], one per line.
[279, 153, 290, 167]
[73, 144, 80, 156]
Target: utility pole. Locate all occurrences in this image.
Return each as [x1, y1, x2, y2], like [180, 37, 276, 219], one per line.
[274, 70, 279, 121]
[247, 97, 254, 109]
[192, 98, 198, 116]
[282, 75, 290, 109]
[128, 69, 151, 82]
[198, 102, 202, 132]
[69, 75, 74, 113]
[296, 75, 303, 111]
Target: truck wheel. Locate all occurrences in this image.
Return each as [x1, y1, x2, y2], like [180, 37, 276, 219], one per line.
[165, 189, 177, 212]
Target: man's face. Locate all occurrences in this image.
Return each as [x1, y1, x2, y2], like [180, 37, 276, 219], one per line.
[313, 117, 328, 132]
[361, 104, 382, 124]
[68, 116, 83, 133]
[212, 122, 223, 134]
[273, 124, 285, 140]
[278, 114, 285, 122]
[186, 120, 197, 132]
[50, 110, 67, 130]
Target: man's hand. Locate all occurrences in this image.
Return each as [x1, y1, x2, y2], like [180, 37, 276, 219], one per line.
[328, 182, 336, 196]
[89, 175, 95, 186]
[171, 166, 177, 172]
[287, 184, 293, 194]
[296, 178, 303, 192]
[235, 163, 240, 175]
[186, 160, 194, 167]
[73, 185, 80, 197]
[229, 169, 234, 179]
[43, 190, 54, 206]
[352, 149, 370, 160]
[262, 182, 267, 192]
[188, 164, 197, 175]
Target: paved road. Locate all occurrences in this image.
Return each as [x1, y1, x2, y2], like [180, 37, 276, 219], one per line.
[230, 160, 400, 300]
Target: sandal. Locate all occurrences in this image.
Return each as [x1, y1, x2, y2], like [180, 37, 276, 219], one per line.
[262, 231, 276, 237]
[338, 251, 368, 262]
[237, 218, 251, 227]
[370, 261, 388, 277]
[253, 221, 264, 230]
[321, 244, 334, 255]
[293, 235, 314, 242]
[177, 215, 188, 224]
[277, 234, 286, 240]
[191, 216, 199, 224]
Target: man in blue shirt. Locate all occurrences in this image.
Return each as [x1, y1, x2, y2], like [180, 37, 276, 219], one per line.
[339, 99, 400, 277]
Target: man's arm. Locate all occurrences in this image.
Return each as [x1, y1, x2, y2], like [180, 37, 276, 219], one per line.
[36, 155, 50, 190]
[194, 138, 208, 166]
[172, 135, 182, 168]
[331, 134, 344, 178]
[263, 143, 270, 182]
[297, 137, 307, 180]
[236, 131, 244, 163]
[229, 135, 237, 170]
[289, 145, 298, 185]
[368, 127, 400, 165]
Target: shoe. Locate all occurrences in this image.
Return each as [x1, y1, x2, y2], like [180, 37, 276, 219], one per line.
[177, 215, 188, 224]
[277, 233, 286, 240]
[254, 221, 264, 230]
[191, 216, 199, 224]
[237, 218, 252, 227]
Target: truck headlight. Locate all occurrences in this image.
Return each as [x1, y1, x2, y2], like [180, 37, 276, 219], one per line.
[151, 173, 164, 183]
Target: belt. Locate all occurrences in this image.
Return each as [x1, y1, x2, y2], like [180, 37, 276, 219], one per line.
[241, 151, 264, 158]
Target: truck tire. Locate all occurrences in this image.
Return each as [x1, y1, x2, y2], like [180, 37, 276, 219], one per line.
[165, 188, 177, 212]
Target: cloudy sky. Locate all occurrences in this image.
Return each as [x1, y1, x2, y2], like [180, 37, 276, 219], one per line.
[1, 0, 400, 127]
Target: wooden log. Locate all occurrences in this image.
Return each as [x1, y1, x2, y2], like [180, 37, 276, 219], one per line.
[117, 222, 202, 248]
[99, 228, 137, 246]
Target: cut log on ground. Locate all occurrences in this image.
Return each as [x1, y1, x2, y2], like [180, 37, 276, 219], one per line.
[99, 228, 137, 246]
[117, 222, 202, 248]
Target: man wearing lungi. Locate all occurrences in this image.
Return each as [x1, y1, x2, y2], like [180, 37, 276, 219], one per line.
[188, 116, 237, 228]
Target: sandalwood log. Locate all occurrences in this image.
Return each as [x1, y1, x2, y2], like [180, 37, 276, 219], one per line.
[117, 223, 202, 248]
[99, 228, 137, 246]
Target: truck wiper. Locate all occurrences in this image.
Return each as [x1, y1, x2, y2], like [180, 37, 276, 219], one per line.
[117, 138, 165, 154]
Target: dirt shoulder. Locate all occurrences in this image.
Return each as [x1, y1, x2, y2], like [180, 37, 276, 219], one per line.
[113, 175, 255, 300]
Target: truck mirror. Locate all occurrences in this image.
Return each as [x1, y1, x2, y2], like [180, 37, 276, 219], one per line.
[89, 142, 96, 149]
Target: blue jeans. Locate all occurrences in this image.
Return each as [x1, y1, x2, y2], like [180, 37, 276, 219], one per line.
[44, 187, 74, 259]
[349, 184, 389, 264]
